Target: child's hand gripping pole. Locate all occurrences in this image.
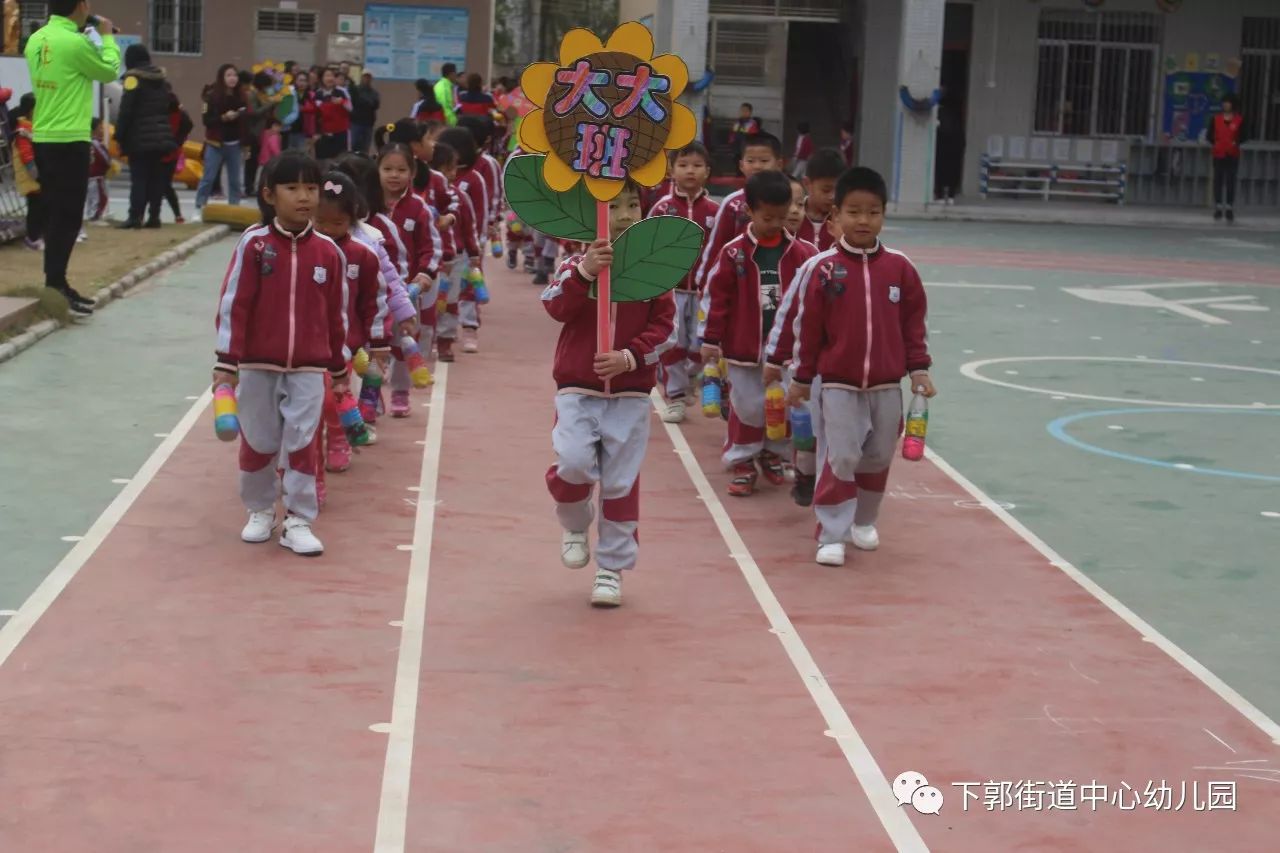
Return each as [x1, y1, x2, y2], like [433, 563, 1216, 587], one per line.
[596, 201, 612, 394]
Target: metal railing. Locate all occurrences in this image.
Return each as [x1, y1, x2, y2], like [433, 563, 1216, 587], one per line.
[708, 0, 841, 22]
[980, 155, 1126, 204]
[1126, 143, 1280, 208]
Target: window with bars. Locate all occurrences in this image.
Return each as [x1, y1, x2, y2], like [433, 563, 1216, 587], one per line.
[1033, 10, 1158, 138]
[1240, 17, 1280, 143]
[151, 0, 203, 56]
[256, 10, 319, 35]
[710, 20, 772, 86]
[18, 1, 48, 38]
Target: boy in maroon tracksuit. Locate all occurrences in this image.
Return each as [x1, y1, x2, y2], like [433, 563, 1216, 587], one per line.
[543, 182, 676, 608]
[784, 167, 936, 567]
[701, 170, 818, 497]
[648, 141, 719, 422]
[795, 148, 844, 252]
[693, 132, 783, 292]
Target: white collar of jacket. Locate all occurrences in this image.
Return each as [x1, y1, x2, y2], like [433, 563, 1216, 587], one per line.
[271, 218, 315, 241]
[673, 186, 708, 203]
[838, 237, 882, 258]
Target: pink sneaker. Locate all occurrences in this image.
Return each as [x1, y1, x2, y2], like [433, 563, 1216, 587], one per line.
[391, 390, 411, 418]
[326, 433, 352, 472]
[462, 328, 479, 353]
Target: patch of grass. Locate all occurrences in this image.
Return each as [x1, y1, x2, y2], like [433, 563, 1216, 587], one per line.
[0, 223, 206, 299]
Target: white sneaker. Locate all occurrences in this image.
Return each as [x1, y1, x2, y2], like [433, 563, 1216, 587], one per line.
[279, 515, 324, 556]
[816, 543, 846, 567]
[591, 568, 622, 607]
[241, 510, 276, 543]
[461, 328, 479, 353]
[562, 531, 590, 569]
[364, 426, 378, 446]
[848, 525, 880, 551]
[661, 400, 686, 423]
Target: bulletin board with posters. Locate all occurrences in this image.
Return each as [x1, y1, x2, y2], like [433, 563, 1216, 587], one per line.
[1161, 70, 1235, 142]
[362, 3, 468, 82]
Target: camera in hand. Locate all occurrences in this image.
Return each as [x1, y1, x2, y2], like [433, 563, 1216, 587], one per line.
[85, 15, 121, 34]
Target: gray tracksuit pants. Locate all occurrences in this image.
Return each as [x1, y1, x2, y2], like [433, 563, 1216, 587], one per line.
[813, 386, 902, 544]
[237, 369, 326, 522]
[723, 363, 791, 467]
[546, 394, 651, 571]
[661, 290, 700, 401]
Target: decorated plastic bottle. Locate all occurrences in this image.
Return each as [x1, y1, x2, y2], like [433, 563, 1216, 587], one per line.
[467, 267, 490, 305]
[765, 382, 786, 441]
[902, 389, 929, 461]
[701, 361, 722, 417]
[353, 348, 370, 377]
[491, 238, 503, 258]
[791, 405, 815, 453]
[402, 335, 434, 388]
[213, 383, 239, 442]
[359, 368, 383, 423]
[406, 283, 421, 305]
[336, 393, 371, 446]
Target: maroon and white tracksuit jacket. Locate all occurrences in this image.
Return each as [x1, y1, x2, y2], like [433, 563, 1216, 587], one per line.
[693, 188, 751, 291]
[455, 166, 489, 269]
[701, 228, 819, 366]
[420, 168, 459, 261]
[331, 232, 390, 353]
[797, 209, 836, 252]
[541, 255, 676, 397]
[386, 190, 442, 282]
[648, 187, 720, 294]
[214, 219, 349, 378]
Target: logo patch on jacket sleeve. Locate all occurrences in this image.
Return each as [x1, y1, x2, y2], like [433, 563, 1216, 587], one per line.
[888, 284, 901, 303]
[403, 219, 416, 232]
[314, 266, 328, 285]
[347, 263, 360, 280]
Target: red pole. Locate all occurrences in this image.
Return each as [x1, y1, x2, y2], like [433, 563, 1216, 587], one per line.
[595, 200, 611, 393]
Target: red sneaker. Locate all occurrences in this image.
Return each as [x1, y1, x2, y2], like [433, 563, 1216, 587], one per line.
[727, 462, 758, 497]
[758, 451, 787, 486]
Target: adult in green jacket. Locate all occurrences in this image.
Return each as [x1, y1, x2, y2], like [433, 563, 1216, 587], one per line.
[24, 0, 120, 317]
[434, 64, 459, 126]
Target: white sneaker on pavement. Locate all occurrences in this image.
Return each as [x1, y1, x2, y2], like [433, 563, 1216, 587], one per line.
[591, 569, 623, 607]
[562, 531, 590, 569]
[241, 510, 276, 543]
[816, 543, 846, 567]
[661, 400, 686, 423]
[279, 515, 324, 556]
[848, 525, 880, 551]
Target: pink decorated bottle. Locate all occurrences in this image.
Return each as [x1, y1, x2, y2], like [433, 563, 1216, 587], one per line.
[902, 390, 929, 461]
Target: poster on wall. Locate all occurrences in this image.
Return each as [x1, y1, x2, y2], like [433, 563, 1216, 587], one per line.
[1162, 71, 1235, 142]
[363, 3, 468, 81]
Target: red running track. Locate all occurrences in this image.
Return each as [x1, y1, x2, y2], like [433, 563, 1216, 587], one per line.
[0, 261, 1277, 851]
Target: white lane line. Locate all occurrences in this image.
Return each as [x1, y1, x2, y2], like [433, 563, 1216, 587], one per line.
[651, 392, 928, 852]
[1204, 728, 1237, 753]
[0, 390, 213, 669]
[374, 363, 449, 853]
[929, 282, 1034, 291]
[925, 446, 1280, 745]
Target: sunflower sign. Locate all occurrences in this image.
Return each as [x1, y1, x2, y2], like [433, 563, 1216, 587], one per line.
[506, 22, 703, 359]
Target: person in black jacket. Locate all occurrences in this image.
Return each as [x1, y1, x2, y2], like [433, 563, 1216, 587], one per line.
[115, 43, 177, 228]
[350, 72, 380, 154]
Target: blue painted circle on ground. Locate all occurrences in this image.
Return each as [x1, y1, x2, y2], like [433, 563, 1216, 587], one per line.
[1047, 407, 1280, 483]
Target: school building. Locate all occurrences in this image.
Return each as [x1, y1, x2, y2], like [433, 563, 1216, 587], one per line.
[11, 0, 495, 124]
[620, 0, 1280, 212]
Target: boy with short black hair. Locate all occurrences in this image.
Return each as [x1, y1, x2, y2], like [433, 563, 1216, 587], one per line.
[796, 148, 844, 251]
[701, 170, 817, 497]
[650, 141, 719, 423]
[693, 132, 783, 292]
[782, 167, 936, 566]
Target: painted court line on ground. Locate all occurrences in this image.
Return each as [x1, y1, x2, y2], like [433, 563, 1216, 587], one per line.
[0, 389, 214, 670]
[927, 282, 1034, 291]
[652, 392, 929, 853]
[924, 445, 1280, 745]
[374, 363, 449, 853]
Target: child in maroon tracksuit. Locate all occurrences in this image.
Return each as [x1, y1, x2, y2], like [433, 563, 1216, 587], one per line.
[430, 141, 483, 362]
[648, 141, 719, 422]
[212, 152, 349, 556]
[542, 182, 676, 608]
[437, 127, 489, 353]
[701, 170, 818, 497]
[693, 132, 782, 291]
[783, 167, 936, 568]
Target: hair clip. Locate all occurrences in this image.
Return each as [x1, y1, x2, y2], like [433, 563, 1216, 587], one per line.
[386, 123, 396, 132]
[324, 181, 343, 194]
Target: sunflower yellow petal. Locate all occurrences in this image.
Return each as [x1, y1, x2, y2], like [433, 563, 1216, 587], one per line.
[559, 29, 606, 65]
[518, 110, 550, 154]
[586, 176, 625, 202]
[666, 103, 697, 150]
[544, 154, 582, 193]
[520, 62, 558, 106]
[605, 22, 655, 60]
[631, 154, 669, 188]
[650, 54, 689, 100]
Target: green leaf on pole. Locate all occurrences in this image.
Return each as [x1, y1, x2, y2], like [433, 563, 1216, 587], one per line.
[502, 154, 596, 241]
[607, 216, 704, 302]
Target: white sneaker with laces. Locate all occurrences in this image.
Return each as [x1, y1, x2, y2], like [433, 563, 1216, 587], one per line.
[661, 400, 686, 423]
[591, 569, 623, 607]
[848, 525, 880, 551]
[816, 543, 846, 567]
[241, 510, 276, 543]
[562, 531, 590, 569]
[279, 515, 324, 556]
[462, 328, 479, 353]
